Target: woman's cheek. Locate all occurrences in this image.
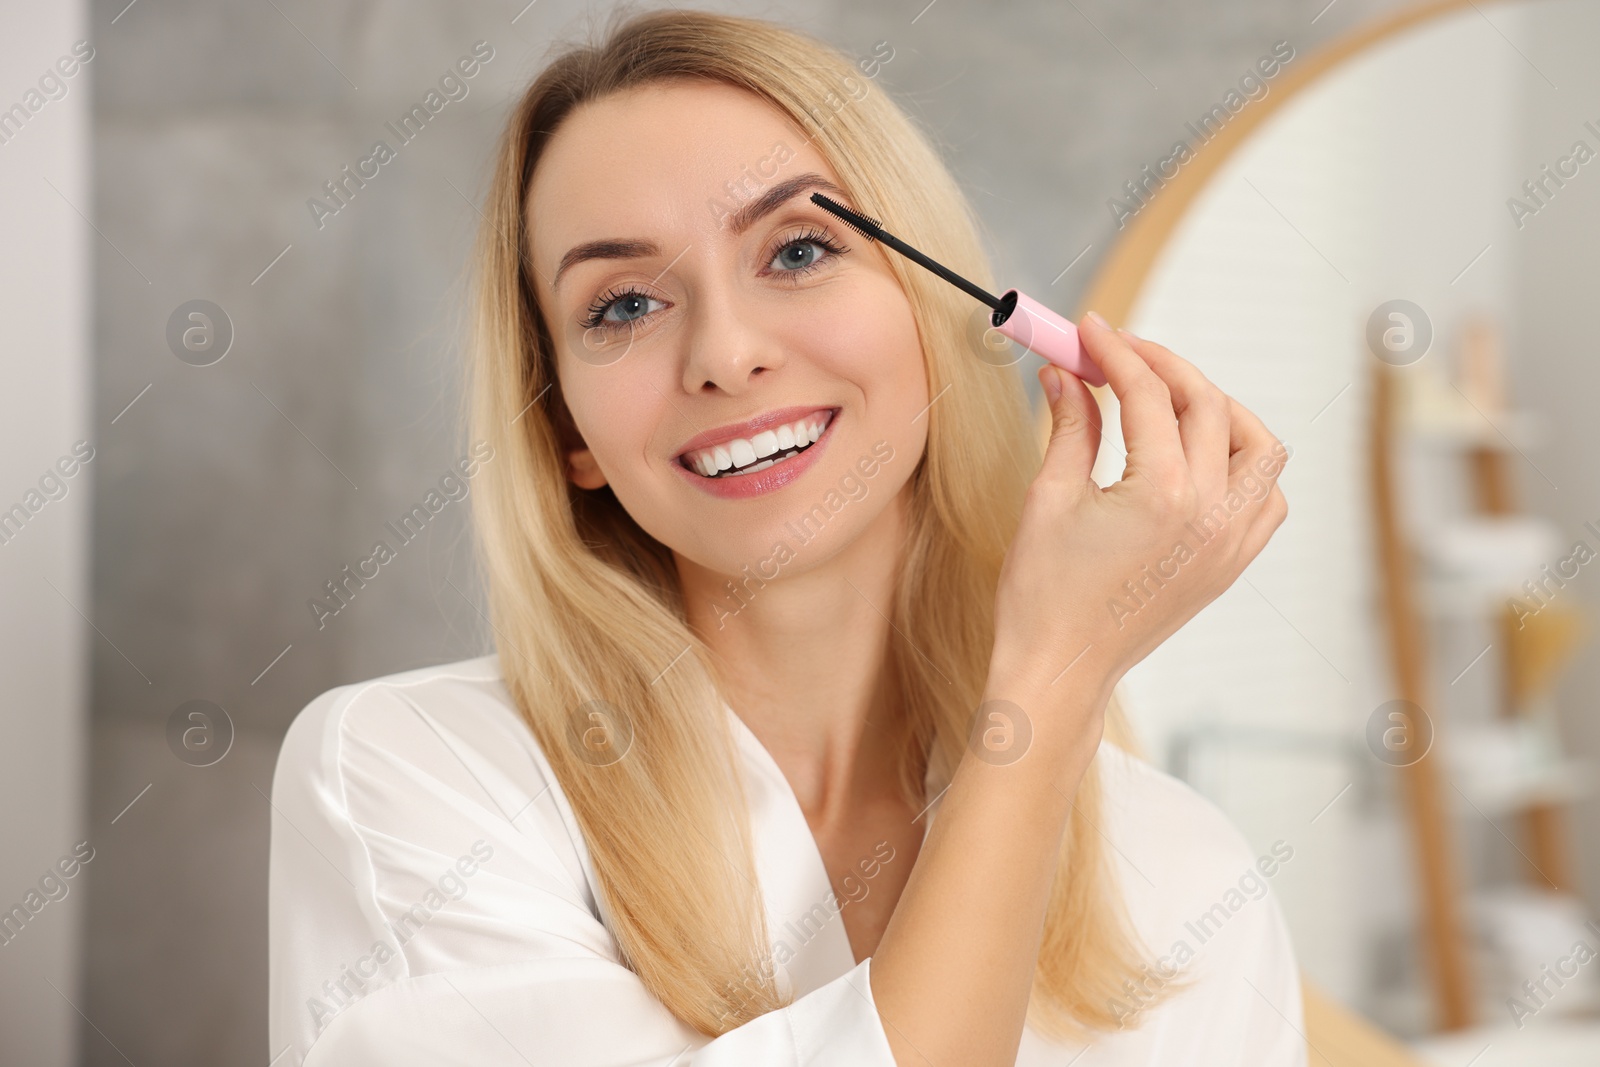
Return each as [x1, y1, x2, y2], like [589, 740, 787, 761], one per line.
[564, 373, 656, 478]
[854, 305, 928, 416]
[803, 299, 902, 381]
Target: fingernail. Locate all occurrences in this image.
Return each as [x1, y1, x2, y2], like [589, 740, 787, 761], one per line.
[1042, 366, 1062, 403]
[1087, 310, 1110, 329]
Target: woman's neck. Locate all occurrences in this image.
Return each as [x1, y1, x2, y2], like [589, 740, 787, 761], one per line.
[678, 486, 914, 826]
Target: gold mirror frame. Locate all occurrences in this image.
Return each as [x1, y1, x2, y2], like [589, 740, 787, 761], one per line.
[1077, 0, 1522, 323]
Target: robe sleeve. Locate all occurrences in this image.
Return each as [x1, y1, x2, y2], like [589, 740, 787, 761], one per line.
[1208, 874, 1308, 1066]
[1090, 743, 1311, 1066]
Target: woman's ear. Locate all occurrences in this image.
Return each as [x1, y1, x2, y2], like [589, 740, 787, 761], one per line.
[566, 445, 609, 490]
[550, 383, 606, 489]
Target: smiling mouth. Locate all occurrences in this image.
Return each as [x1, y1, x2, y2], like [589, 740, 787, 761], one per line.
[679, 409, 838, 479]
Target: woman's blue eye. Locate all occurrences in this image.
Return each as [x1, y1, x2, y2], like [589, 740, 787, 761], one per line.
[604, 293, 659, 323]
[768, 227, 847, 276]
[584, 289, 663, 331]
[771, 240, 825, 271]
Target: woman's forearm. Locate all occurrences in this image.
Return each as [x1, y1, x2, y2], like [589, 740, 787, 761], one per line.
[867, 665, 1111, 1067]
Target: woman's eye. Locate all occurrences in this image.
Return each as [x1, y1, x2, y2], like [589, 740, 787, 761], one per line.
[585, 289, 663, 330]
[603, 292, 660, 323]
[770, 239, 827, 272]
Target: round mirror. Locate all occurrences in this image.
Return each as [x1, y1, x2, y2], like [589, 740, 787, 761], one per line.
[1071, 1, 1600, 1061]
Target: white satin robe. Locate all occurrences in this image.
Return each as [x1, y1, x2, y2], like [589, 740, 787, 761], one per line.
[268, 654, 1307, 1066]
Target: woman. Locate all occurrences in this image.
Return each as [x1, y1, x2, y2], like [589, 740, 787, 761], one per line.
[268, 8, 1301, 1065]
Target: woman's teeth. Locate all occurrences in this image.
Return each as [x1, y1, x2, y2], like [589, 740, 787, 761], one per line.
[683, 410, 835, 479]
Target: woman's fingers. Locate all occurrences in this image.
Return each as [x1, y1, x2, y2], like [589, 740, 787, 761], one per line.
[1114, 329, 1231, 504]
[1077, 314, 1187, 494]
[1225, 396, 1290, 488]
[1075, 316, 1289, 571]
[1036, 364, 1105, 499]
[1237, 483, 1289, 564]
[1103, 328, 1289, 558]
[1223, 395, 1290, 552]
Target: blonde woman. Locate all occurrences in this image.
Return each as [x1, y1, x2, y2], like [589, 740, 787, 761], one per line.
[269, 8, 1301, 1066]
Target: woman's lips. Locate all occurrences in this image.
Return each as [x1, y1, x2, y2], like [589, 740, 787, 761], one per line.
[673, 405, 838, 462]
[672, 408, 839, 500]
[678, 409, 836, 477]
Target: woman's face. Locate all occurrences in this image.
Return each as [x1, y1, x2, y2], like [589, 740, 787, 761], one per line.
[526, 79, 930, 583]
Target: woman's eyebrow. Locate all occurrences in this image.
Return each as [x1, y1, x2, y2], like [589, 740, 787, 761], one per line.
[550, 173, 847, 293]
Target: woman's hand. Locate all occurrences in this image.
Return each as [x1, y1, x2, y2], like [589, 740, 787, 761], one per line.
[872, 317, 1288, 1067]
[989, 313, 1289, 724]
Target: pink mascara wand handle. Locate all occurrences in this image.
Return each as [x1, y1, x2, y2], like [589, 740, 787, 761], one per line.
[991, 290, 1108, 388]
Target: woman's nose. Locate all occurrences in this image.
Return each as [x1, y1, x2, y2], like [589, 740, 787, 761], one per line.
[679, 287, 787, 395]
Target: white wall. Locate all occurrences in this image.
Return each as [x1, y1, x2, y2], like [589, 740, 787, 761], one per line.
[1510, 0, 1600, 930]
[0, 0, 92, 1063]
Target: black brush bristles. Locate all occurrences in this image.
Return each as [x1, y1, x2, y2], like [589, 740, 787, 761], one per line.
[810, 192, 884, 242]
[809, 192, 1003, 312]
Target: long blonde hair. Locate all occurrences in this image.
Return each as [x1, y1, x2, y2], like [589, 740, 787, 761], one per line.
[464, 4, 1163, 1041]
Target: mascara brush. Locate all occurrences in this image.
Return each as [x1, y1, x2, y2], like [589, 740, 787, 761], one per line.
[810, 192, 1107, 388]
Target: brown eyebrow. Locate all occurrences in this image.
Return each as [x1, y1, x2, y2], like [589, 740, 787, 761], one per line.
[549, 173, 848, 293]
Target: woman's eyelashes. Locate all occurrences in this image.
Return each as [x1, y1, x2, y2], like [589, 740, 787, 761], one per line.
[579, 227, 851, 334]
[582, 287, 663, 333]
[767, 227, 849, 279]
